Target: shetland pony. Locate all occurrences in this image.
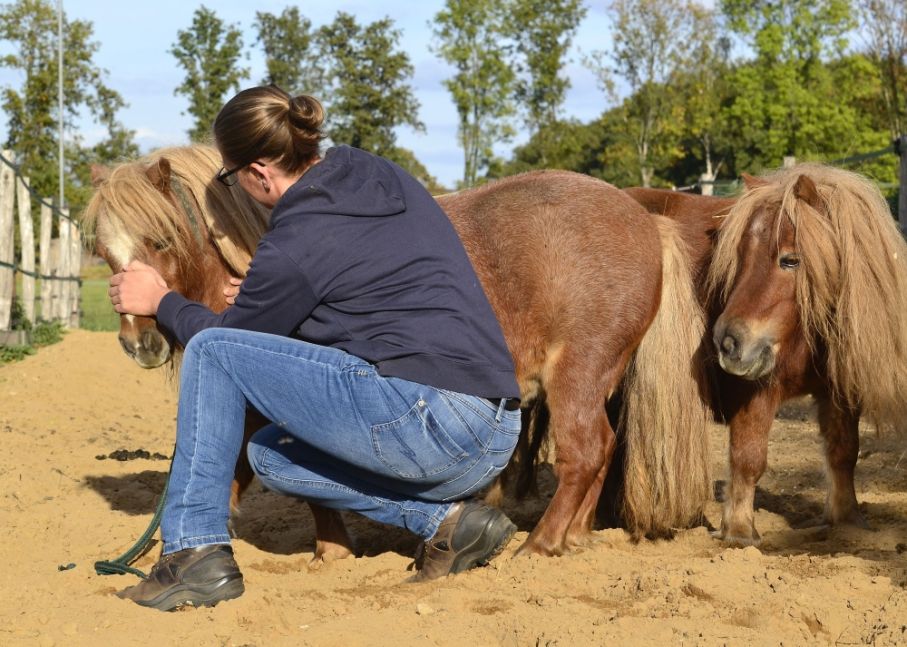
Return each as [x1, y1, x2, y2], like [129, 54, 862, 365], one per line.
[628, 168, 907, 546]
[84, 145, 712, 557]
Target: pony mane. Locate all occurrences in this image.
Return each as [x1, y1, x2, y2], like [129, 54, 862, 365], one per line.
[708, 163, 907, 428]
[83, 145, 269, 276]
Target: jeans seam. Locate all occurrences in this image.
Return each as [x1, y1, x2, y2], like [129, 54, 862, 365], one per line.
[176, 339, 206, 545]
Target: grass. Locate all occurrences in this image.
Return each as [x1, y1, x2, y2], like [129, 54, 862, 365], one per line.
[9, 258, 119, 333]
[1, 257, 116, 365]
[80, 278, 119, 331]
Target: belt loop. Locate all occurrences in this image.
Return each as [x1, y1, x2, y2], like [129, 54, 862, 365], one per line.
[495, 398, 505, 423]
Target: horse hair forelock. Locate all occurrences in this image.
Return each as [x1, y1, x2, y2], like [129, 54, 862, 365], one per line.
[83, 145, 270, 278]
[707, 163, 907, 430]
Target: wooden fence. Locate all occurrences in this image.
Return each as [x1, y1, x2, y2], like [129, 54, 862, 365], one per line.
[0, 150, 81, 345]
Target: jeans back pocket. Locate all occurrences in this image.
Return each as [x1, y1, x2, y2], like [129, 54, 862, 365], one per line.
[371, 400, 468, 480]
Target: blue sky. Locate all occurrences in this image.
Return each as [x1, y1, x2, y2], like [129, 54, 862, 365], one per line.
[25, 1, 615, 188]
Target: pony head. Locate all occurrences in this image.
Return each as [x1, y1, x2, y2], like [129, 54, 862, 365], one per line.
[707, 164, 907, 428]
[83, 145, 269, 368]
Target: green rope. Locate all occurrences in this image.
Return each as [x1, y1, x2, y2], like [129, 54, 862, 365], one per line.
[94, 469, 170, 579]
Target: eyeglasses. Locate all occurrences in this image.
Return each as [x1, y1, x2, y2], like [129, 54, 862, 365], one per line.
[215, 160, 265, 186]
[215, 164, 245, 186]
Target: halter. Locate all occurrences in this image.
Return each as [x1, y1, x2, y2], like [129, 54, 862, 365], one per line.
[169, 179, 205, 247]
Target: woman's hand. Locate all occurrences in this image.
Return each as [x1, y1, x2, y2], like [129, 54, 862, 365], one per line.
[108, 260, 170, 316]
[224, 276, 243, 305]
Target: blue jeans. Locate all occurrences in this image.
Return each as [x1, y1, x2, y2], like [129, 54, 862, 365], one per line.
[161, 327, 521, 554]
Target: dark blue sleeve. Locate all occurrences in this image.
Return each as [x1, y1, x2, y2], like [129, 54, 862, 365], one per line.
[156, 238, 318, 346]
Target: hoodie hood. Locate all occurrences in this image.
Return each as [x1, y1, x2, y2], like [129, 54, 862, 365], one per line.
[273, 145, 406, 220]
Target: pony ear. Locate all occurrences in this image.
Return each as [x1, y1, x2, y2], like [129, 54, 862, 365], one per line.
[741, 173, 768, 190]
[90, 164, 110, 188]
[145, 158, 172, 193]
[793, 174, 824, 214]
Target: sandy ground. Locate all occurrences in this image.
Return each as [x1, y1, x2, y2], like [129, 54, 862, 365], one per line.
[1, 329, 905, 646]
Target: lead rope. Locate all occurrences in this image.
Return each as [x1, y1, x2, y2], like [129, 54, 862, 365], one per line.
[93, 459, 173, 579]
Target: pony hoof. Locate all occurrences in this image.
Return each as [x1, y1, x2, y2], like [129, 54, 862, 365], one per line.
[827, 511, 871, 530]
[711, 528, 761, 547]
[514, 540, 562, 558]
[311, 541, 354, 568]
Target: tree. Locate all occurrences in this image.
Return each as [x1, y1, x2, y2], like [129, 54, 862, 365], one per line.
[857, 0, 907, 140]
[432, 0, 515, 187]
[316, 12, 423, 157]
[254, 7, 324, 98]
[677, 7, 731, 188]
[170, 6, 248, 142]
[719, 0, 857, 171]
[504, 0, 586, 166]
[0, 0, 137, 214]
[588, 0, 701, 187]
[491, 117, 607, 179]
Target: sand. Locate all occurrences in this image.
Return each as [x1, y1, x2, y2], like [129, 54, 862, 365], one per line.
[1, 329, 905, 646]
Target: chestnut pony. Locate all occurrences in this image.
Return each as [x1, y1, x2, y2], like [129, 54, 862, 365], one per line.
[627, 165, 907, 545]
[84, 145, 711, 558]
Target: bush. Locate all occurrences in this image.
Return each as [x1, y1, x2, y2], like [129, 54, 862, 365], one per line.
[0, 345, 35, 363]
[0, 297, 66, 365]
[31, 319, 64, 347]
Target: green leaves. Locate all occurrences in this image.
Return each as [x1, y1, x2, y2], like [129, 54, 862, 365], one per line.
[0, 0, 137, 218]
[316, 12, 423, 157]
[170, 6, 249, 143]
[254, 7, 323, 98]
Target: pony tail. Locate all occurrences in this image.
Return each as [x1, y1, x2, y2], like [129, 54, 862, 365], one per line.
[621, 216, 712, 538]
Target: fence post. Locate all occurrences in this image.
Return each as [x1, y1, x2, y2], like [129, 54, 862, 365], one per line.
[0, 151, 16, 332]
[17, 176, 35, 323]
[899, 135, 907, 231]
[56, 210, 71, 325]
[39, 204, 52, 321]
[69, 225, 81, 328]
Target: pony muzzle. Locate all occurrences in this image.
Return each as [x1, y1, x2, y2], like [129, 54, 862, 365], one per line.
[118, 324, 172, 369]
[714, 320, 776, 380]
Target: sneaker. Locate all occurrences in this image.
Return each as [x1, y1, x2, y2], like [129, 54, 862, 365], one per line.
[413, 500, 517, 581]
[116, 544, 244, 611]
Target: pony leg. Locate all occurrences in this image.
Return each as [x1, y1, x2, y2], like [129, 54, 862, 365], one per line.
[233, 408, 355, 562]
[718, 390, 778, 545]
[229, 411, 265, 514]
[816, 398, 867, 528]
[308, 504, 355, 567]
[564, 430, 616, 549]
[517, 400, 612, 556]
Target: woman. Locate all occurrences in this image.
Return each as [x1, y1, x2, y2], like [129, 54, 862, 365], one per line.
[108, 85, 521, 611]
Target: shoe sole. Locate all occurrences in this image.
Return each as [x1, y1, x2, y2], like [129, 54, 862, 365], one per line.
[136, 575, 245, 612]
[448, 513, 518, 575]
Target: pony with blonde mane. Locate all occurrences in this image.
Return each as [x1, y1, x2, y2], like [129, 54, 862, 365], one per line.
[85, 145, 269, 367]
[85, 144, 713, 559]
[703, 164, 907, 544]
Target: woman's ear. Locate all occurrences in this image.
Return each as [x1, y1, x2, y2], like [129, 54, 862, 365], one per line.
[248, 161, 271, 191]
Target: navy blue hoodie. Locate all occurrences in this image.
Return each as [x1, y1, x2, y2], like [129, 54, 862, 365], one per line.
[156, 145, 519, 399]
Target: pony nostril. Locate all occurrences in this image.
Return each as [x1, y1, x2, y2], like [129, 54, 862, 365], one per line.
[118, 335, 136, 357]
[140, 329, 163, 354]
[721, 334, 738, 358]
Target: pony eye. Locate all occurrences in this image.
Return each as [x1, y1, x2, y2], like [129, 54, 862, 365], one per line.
[151, 238, 172, 251]
[779, 254, 800, 270]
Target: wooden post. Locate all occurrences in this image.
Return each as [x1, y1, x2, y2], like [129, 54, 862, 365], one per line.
[69, 225, 81, 328]
[16, 176, 35, 324]
[899, 135, 907, 232]
[783, 156, 796, 169]
[56, 211, 71, 325]
[39, 204, 52, 321]
[699, 172, 714, 196]
[0, 151, 16, 331]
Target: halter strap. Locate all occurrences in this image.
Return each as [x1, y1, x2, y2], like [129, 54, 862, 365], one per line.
[169, 179, 205, 247]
